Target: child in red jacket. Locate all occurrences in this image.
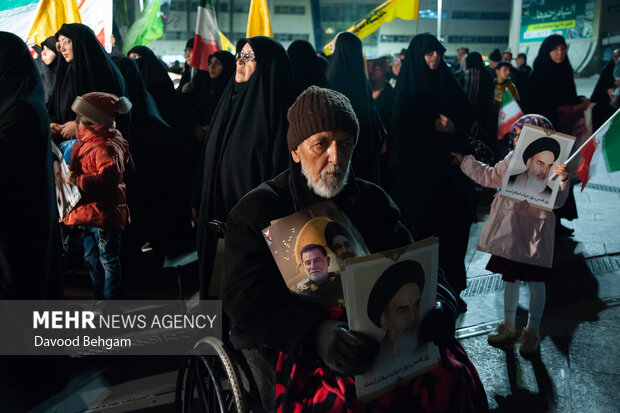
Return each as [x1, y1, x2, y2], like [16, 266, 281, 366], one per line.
[64, 92, 133, 299]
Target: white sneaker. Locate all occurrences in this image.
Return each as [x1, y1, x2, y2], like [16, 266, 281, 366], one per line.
[488, 323, 517, 346]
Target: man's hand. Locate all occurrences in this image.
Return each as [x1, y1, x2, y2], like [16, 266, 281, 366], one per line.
[434, 114, 455, 134]
[50, 123, 62, 136]
[450, 152, 464, 166]
[316, 320, 379, 376]
[65, 170, 77, 186]
[60, 121, 77, 139]
[553, 164, 568, 182]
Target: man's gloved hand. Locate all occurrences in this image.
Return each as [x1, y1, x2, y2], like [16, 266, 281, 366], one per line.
[316, 320, 379, 376]
[419, 300, 457, 346]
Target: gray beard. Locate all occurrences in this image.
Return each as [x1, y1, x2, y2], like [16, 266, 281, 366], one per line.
[300, 160, 350, 199]
[525, 172, 549, 194]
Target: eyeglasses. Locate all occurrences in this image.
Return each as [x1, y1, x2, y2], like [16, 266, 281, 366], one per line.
[56, 38, 71, 52]
[235, 52, 256, 63]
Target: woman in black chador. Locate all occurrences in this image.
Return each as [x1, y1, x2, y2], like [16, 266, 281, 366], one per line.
[127, 45, 178, 126]
[522, 34, 584, 235]
[48, 23, 128, 142]
[112, 56, 192, 260]
[201, 50, 236, 125]
[196, 37, 295, 297]
[462, 51, 495, 148]
[388, 33, 473, 305]
[37, 36, 59, 104]
[0, 32, 65, 408]
[326, 32, 383, 184]
[287, 39, 328, 97]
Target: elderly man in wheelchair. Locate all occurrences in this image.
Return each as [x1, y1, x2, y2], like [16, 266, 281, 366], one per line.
[185, 87, 488, 412]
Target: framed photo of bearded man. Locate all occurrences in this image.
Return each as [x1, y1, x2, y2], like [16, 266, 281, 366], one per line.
[501, 124, 575, 210]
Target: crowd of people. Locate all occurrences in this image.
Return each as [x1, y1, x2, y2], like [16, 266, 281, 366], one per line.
[1, 23, 609, 410]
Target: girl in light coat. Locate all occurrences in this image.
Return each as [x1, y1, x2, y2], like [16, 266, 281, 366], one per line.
[451, 114, 569, 355]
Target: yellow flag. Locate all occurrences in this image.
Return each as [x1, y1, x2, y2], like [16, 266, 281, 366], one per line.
[28, 0, 82, 45]
[323, 0, 419, 55]
[219, 31, 236, 53]
[246, 0, 273, 38]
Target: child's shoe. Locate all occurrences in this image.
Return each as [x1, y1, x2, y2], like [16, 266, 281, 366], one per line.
[487, 322, 517, 346]
[518, 328, 541, 355]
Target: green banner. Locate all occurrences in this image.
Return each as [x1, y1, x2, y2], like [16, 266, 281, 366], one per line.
[520, 0, 594, 43]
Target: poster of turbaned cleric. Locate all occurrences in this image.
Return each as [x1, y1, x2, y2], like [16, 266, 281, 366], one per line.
[262, 201, 369, 307]
[500, 124, 575, 210]
[340, 238, 441, 401]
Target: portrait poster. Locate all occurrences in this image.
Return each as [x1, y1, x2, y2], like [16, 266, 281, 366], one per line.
[340, 238, 441, 402]
[262, 201, 369, 308]
[500, 124, 575, 210]
[51, 142, 80, 221]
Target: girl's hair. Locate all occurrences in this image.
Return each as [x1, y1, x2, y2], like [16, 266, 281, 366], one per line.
[508, 114, 554, 144]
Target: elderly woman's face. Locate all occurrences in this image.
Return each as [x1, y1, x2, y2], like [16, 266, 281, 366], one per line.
[424, 50, 440, 70]
[549, 44, 567, 64]
[56, 35, 73, 63]
[235, 43, 257, 83]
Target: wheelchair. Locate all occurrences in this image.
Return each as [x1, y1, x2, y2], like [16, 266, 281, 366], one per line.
[175, 220, 269, 413]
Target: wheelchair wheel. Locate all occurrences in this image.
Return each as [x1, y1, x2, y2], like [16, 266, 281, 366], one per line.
[176, 336, 247, 413]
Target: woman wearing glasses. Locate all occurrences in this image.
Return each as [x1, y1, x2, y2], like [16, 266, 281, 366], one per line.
[48, 23, 128, 143]
[196, 37, 295, 296]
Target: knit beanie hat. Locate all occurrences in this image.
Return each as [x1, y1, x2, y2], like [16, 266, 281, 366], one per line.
[71, 92, 132, 125]
[286, 86, 359, 151]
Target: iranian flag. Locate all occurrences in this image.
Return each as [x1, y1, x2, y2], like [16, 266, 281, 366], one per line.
[497, 90, 524, 140]
[191, 0, 221, 71]
[576, 108, 620, 190]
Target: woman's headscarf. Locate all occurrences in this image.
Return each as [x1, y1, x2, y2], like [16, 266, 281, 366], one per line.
[208, 50, 236, 96]
[41, 36, 59, 71]
[199, 36, 295, 221]
[126, 45, 177, 125]
[287, 40, 328, 96]
[0, 32, 62, 299]
[194, 50, 236, 124]
[392, 33, 468, 130]
[197, 36, 295, 286]
[48, 24, 128, 132]
[35, 36, 59, 104]
[522, 35, 579, 126]
[325, 32, 381, 183]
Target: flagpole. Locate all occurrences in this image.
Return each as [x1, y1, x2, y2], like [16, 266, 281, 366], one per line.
[549, 106, 620, 180]
[565, 107, 620, 165]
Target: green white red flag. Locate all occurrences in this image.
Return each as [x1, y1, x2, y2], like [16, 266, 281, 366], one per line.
[577, 108, 620, 190]
[497, 90, 524, 140]
[191, 0, 221, 71]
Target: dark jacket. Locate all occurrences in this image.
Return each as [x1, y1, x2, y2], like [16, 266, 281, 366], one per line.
[221, 165, 412, 357]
